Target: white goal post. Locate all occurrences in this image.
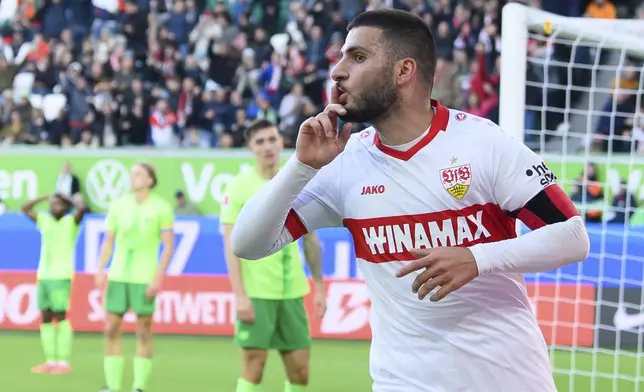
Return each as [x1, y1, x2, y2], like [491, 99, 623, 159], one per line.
[500, 3, 644, 392]
[501, 3, 644, 144]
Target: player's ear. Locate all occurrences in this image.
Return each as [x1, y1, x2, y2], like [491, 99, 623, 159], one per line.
[395, 58, 417, 87]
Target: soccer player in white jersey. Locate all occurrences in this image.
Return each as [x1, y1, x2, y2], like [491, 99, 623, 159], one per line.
[231, 9, 590, 392]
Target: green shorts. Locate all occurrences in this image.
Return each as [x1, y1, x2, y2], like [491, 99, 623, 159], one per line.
[234, 297, 311, 351]
[105, 281, 156, 316]
[37, 279, 72, 312]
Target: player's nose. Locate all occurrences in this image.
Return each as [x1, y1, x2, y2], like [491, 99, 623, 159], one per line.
[330, 62, 348, 82]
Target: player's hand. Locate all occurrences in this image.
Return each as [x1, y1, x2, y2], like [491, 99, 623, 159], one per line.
[236, 295, 255, 324]
[295, 85, 352, 169]
[146, 277, 162, 300]
[395, 248, 479, 302]
[313, 281, 326, 319]
[94, 271, 106, 290]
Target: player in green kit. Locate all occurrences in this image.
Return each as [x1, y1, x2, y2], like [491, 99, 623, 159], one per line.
[22, 193, 87, 375]
[94, 163, 175, 392]
[221, 120, 326, 392]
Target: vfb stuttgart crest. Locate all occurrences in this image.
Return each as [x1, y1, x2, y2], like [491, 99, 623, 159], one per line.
[440, 164, 472, 200]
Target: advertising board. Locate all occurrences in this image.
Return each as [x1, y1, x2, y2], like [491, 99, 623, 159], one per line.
[0, 149, 641, 215]
[3, 214, 637, 345]
[0, 272, 591, 345]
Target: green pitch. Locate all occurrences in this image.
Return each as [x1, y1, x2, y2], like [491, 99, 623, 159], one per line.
[2, 331, 642, 391]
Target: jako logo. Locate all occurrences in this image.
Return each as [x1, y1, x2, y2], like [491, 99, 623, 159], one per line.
[526, 162, 557, 187]
[86, 160, 131, 209]
[361, 185, 385, 195]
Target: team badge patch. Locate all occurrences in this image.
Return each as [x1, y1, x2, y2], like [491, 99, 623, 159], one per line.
[439, 164, 472, 200]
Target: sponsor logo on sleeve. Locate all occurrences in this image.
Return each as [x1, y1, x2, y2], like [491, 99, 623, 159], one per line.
[525, 162, 557, 187]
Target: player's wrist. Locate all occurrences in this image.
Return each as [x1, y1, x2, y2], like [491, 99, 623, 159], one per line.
[289, 155, 321, 177]
[467, 245, 489, 275]
[234, 291, 248, 300]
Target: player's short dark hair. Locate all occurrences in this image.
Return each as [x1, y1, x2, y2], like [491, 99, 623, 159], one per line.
[244, 119, 277, 143]
[347, 9, 436, 88]
[53, 193, 73, 211]
[137, 162, 158, 189]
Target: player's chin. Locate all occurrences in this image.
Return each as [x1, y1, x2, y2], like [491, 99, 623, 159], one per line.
[262, 154, 279, 165]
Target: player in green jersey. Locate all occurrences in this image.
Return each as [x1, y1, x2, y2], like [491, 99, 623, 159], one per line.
[221, 120, 326, 392]
[94, 163, 175, 392]
[22, 193, 87, 375]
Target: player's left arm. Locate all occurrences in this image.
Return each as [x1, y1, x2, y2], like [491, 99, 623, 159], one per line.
[302, 232, 323, 283]
[468, 135, 590, 275]
[302, 232, 326, 318]
[155, 203, 176, 284]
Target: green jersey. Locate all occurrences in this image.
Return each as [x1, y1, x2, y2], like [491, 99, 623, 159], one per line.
[105, 193, 174, 284]
[221, 168, 309, 300]
[36, 213, 79, 280]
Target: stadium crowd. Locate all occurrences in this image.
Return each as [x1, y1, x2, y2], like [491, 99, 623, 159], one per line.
[0, 0, 640, 149]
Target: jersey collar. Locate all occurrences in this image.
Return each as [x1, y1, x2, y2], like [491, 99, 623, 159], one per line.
[373, 99, 449, 161]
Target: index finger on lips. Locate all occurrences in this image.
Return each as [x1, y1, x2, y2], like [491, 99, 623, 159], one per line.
[323, 103, 347, 117]
[331, 84, 341, 104]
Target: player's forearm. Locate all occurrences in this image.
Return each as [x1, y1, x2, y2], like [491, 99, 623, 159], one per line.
[303, 234, 323, 283]
[97, 239, 114, 272]
[156, 245, 174, 280]
[20, 194, 49, 212]
[469, 216, 590, 274]
[231, 156, 318, 260]
[223, 226, 247, 297]
[225, 251, 247, 297]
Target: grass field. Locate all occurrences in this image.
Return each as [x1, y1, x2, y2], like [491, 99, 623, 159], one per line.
[2, 331, 643, 391]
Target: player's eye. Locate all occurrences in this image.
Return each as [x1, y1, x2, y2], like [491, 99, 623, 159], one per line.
[354, 54, 366, 63]
[268, 136, 278, 143]
[256, 139, 265, 145]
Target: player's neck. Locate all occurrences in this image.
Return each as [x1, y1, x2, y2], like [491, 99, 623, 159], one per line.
[374, 103, 435, 147]
[134, 189, 150, 203]
[256, 164, 279, 180]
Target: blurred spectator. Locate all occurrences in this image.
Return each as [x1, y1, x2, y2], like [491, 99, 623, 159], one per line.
[174, 190, 200, 216]
[571, 163, 604, 222]
[432, 57, 462, 109]
[584, 0, 617, 19]
[608, 182, 638, 223]
[55, 161, 80, 197]
[0, 0, 606, 154]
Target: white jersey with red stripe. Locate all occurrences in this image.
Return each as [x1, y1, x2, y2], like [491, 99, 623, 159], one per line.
[288, 102, 558, 392]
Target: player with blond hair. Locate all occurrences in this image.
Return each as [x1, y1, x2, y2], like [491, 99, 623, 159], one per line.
[95, 163, 175, 392]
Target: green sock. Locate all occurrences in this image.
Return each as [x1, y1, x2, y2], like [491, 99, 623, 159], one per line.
[39, 323, 56, 363]
[104, 356, 124, 391]
[284, 382, 307, 392]
[56, 320, 73, 363]
[133, 357, 153, 390]
[236, 378, 261, 392]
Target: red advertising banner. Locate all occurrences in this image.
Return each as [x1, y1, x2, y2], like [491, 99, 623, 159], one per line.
[0, 272, 594, 345]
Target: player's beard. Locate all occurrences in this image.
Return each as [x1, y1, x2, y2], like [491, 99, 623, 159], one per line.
[340, 66, 398, 124]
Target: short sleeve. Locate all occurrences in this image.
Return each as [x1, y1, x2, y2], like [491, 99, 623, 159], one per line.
[290, 156, 344, 234]
[220, 175, 245, 225]
[159, 201, 174, 231]
[491, 132, 558, 212]
[36, 213, 50, 230]
[104, 203, 118, 232]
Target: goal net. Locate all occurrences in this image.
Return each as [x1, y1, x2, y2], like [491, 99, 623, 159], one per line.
[501, 3, 644, 391]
